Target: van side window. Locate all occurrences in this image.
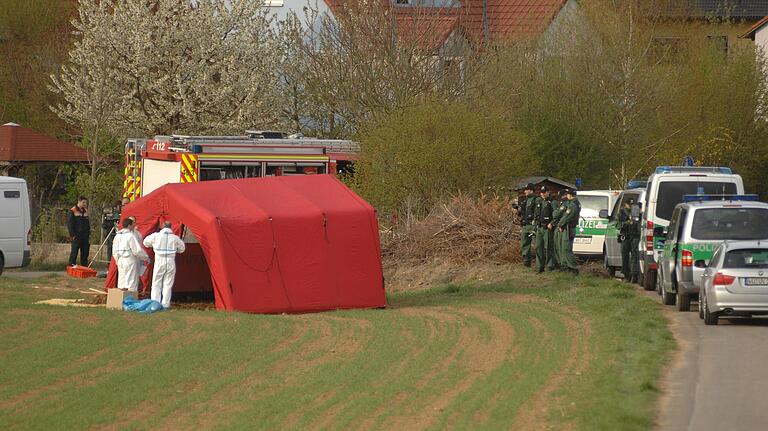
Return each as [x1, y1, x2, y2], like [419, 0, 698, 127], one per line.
[677, 209, 687, 240]
[4, 190, 20, 198]
[668, 208, 680, 241]
[610, 196, 623, 219]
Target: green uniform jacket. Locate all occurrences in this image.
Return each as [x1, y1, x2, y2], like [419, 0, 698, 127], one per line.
[551, 199, 566, 227]
[557, 199, 581, 229]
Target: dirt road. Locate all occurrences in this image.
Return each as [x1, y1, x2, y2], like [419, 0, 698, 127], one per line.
[646, 289, 768, 430]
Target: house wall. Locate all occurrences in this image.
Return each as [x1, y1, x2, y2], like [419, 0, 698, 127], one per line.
[543, 0, 579, 40]
[755, 25, 768, 55]
[266, 0, 332, 30]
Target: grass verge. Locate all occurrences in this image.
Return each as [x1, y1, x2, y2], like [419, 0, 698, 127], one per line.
[0, 269, 673, 430]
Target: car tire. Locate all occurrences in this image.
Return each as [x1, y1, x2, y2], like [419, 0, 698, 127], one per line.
[698, 293, 704, 319]
[677, 291, 690, 312]
[0, 254, 4, 276]
[703, 294, 718, 326]
[643, 269, 656, 291]
[661, 278, 676, 306]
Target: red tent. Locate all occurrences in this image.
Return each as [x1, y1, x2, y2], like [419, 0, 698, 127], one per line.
[104, 175, 386, 313]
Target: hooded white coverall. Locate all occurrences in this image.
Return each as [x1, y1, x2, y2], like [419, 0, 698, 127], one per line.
[143, 228, 186, 308]
[112, 228, 148, 291]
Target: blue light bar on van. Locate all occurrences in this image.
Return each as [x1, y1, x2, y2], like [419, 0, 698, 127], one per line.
[627, 180, 647, 189]
[654, 166, 732, 174]
[682, 194, 759, 203]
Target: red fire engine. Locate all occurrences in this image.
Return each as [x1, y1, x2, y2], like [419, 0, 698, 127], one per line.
[122, 130, 359, 201]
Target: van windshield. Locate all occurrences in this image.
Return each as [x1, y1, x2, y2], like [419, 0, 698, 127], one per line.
[655, 181, 737, 221]
[691, 208, 768, 240]
[579, 195, 609, 218]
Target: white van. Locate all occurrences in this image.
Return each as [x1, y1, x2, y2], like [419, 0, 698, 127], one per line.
[573, 190, 620, 257]
[0, 177, 31, 274]
[639, 166, 744, 291]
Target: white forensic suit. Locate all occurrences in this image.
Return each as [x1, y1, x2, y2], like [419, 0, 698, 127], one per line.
[112, 228, 149, 291]
[143, 228, 186, 308]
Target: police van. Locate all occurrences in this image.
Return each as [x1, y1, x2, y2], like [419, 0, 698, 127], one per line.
[0, 176, 31, 275]
[640, 166, 744, 292]
[602, 188, 646, 280]
[573, 190, 620, 257]
[657, 196, 768, 311]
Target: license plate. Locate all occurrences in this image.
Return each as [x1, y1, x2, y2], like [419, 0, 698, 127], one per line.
[574, 237, 592, 244]
[744, 278, 768, 286]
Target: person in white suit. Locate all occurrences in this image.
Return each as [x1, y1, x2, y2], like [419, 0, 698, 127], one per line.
[112, 218, 148, 291]
[143, 222, 186, 309]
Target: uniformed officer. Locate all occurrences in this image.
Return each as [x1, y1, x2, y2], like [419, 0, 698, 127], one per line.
[618, 198, 641, 283]
[518, 183, 536, 266]
[557, 189, 581, 274]
[548, 189, 567, 271]
[534, 186, 554, 273]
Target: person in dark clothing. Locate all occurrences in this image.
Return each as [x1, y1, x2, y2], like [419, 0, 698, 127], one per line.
[534, 186, 554, 273]
[518, 183, 536, 267]
[68, 196, 91, 266]
[102, 199, 126, 262]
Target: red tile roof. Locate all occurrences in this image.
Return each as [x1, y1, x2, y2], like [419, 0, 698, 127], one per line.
[393, 12, 461, 50]
[323, 0, 569, 50]
[0, 123, 89, 163]
[461, 0, 569, 44]
[741, 15, 768, 40]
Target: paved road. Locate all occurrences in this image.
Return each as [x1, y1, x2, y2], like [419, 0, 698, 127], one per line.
[641, 288, 768, 430]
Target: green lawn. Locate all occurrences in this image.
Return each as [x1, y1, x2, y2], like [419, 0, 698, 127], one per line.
[0, 269, 673, 430]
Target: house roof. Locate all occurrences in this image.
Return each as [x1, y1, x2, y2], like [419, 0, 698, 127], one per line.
[741, 15, 768, 39]
[0, 123, 89, 163]
[393, 13, 461, 50]
[663, 1, 768, 20]
[460, 0, 569, 44]
[324, 0, 570, 51]
[514, 176, 575, 190]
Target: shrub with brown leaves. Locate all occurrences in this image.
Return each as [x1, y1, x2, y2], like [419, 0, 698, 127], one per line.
[380, 194, 521, 265]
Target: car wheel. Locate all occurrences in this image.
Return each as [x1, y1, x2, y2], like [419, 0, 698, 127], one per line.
[643, 269, 656, 291]
[698, 291, 704, 319]
[677, 291, 690, 312]
[661, 278, 676, 306]
[0, 254, 4, 276]
[703, 293, 718, 326]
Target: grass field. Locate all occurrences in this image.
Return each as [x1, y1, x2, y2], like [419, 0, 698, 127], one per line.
[0, 269, 673, 430]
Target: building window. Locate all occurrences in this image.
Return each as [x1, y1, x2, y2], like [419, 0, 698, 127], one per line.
[263, 0, 284, 6]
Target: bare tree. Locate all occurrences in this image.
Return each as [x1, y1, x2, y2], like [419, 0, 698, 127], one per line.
[277, 0, 482, 136]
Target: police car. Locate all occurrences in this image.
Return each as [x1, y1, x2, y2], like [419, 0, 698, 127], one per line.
[656, 195, 768, 311]
[639, 166, 744, 292]
[572, 190, 620, 257]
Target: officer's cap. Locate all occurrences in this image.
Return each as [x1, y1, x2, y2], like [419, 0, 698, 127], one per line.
[567, 189, 577, 196]
[626, 198, 635, 205]
[539, 186, 548, 193]
[525, 183, 535, 191]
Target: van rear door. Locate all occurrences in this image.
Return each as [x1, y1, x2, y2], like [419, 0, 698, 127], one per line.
[0, 184, 25, 267]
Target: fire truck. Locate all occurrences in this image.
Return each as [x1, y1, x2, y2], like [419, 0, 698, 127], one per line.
[122, 130, 359, 201]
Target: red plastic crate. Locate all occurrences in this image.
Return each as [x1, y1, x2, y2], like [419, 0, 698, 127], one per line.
[67, 265, 97, 278]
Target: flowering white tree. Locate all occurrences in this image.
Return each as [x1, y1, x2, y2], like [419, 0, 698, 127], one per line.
[50, 0, 282, 138]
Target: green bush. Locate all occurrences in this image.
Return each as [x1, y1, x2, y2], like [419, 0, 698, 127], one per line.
[353, 101, 538, 215]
